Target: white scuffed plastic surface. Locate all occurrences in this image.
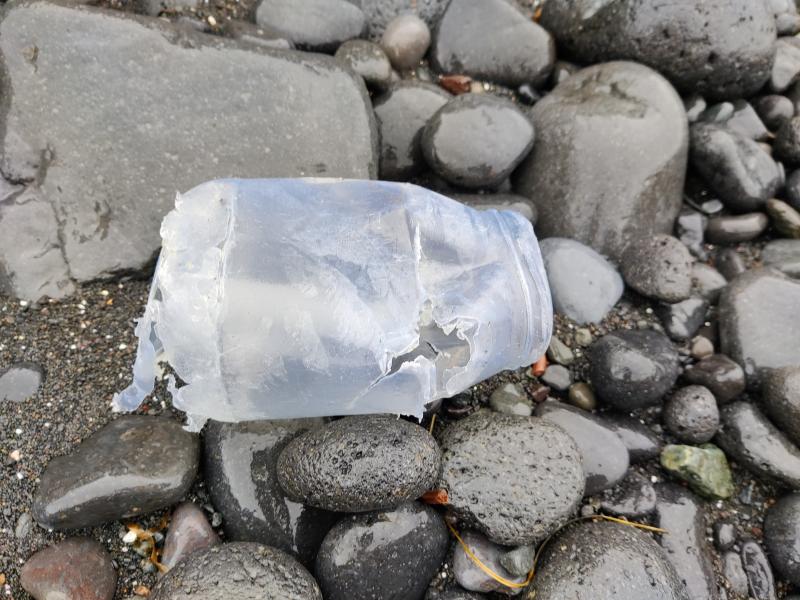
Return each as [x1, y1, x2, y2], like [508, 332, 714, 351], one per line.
[113, 179, 552, 429]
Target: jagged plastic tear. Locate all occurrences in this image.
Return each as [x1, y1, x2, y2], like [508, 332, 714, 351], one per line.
[113, 179, 552, 430]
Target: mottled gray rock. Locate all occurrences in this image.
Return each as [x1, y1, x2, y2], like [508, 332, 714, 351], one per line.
[161, 503, 219, 571]
[255, 0, 365, 51]
[0, 362, 43, 402]
[715, 401, 800, 488]
[764, 493, 800, 586]
[373, 81, 450, 180]
[706, 213, 770, 244]
[539, 0, 776, 100]
[380, 14, 430, 70]
[740, 540, 777, 600]
[489, 382, 532, 417]
[690, 124, 781, 213]
[588, 329, 680, 410]
[775, 117, 800, 164]
[33, 415, 199, 529]
[499, 545, 535, 579]
[277, 415, 440, 512]
[714, 521, 737, 551]
[21, 538, 116, 600]
[0, 1, 377, 300]
[622, 235, 693, 302]
[151, 542, 321, 600]
[761, 366, 800, 446]
[657, 297, 708, 341]
[352, 0, 446, 39]
[422, 94, 534, 188]
[438, 410, 584, 545]
[654, 483, 719, 600]
[722, 551, 749, 597]
[430, 0, 553, 87]
[599, 471, 657, 518]
[450, 193, 537, 224]
[691, 263, 727, 302]
[605, 415, 663, 462]
[540, 365, 571, 392]
[762, 239, 800, 277]
[453, 530, 525, 595]
[531, 520, 688, 600]
[719, 268, 800, 383]
[539, 238, 623, 324]
[514, 62, 688, 262]
[535, 400, 629, 495]
[316, 503, 448, 600]
[663, 385, 720, 444]
[335, 39, 392, 89]
[683, 354, 746, 404]
[755, 94, 795, 129]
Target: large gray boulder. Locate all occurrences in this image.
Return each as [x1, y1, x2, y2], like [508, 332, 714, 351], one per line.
[0, 0, 377, 300]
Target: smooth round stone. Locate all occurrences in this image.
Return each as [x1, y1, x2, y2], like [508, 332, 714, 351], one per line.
[714, 521, 737, 551]
[690, 335, 715, 360]
[535, 400, 630, 495]
[654, 484, 717, 600]
[489, 382, 532, 417]
[422, 93, 534, 189]
[380, 14, 429, 70]
[452, 530, 526, 594]
[539, 238, 623, 324]
[373, 81, 450, 180]
[685, 94, 707, 122]
[0, 361, 43, 402]
[33, 415, 199, 529]
[762, 239, 800, 276]
[316, 502, 448, 600]
[335, 40, 391, 89]
[430, 0, 553, 87]
[740, 540, 777, 600]
[588, 329, 680, 410]
[598, 471, 657, 518]
[663, 385, 720, 444]
[450, 192, 537, 223]
[787, 169, 800, 209]
[515, 61, 687, 262]
[767, 197, 800, 237]
[776, 116, 800, 164]
[21, 538, 116, 600]
[605, 415, 663, 462]
[660, 443, 734, 500]
[715, 400, 800, 487]
[691, 263, 727, 301]
[531, 521, 688, 600]
[277, 415, 440, 512]
[718, 268, 800, 384]
[204, 419, 336, 567]
[683, 354, 746, 404]
[762, 366, 800, 445]
[656, 297, 708, 341]
[755, 94, 795, 129]
[255, 0, 366, 52]
[690, 123, 781, 213]
[151, 542, 321, 599]
[567, 382, 596, 411]
[499, 545, 535, 578]
[161, 503, 219, 571]
[716, 248, 747, 280]
[438, 410, 584, 545]
[540, 364, 572, 391]
[706, 212, 770, 244]
[539, 0, 776, 100]
[764, 493, 800, 585]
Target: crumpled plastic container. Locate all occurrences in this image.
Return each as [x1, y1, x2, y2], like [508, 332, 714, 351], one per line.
[113, 179, 552, 429]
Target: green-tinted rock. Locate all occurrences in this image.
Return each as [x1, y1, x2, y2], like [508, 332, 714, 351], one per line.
[660, 443, 734, 500]
[767, 198, 800, 239]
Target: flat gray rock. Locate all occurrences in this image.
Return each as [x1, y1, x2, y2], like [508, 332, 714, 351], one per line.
[513, 61, 688, 262]
[0, 0, 377, 300]
[255, 0, 366, 52]
[0, 362, 43, 403]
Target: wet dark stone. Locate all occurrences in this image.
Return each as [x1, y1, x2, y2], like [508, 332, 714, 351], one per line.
[714, 520, 737, 551]
[277, 415, 440, 513]
[761, 239, 800, 277]
[621, 235, 694, 303]
[761, 366, 800, 446]
[373, 81, 451, 180]
[452, 530, 526, 594]
[706, 213, 770, 244]
[588, 329, 681, 410]
[33, 415, 199, 529]
[567, 382, 597, 412]
[718, 268, 800, 384]
[151, 542, 321, 600]
[716, 248, 747, 280]
[726, 100, 769, 141]
[21, 538, 116, 600]
[657, 297, 708, 341]
[161, 502, 219, 571]
[691, 263, 728, 302]
[787, 169, 800, 209]
[683, 354, 746, 404]
[654, 483, 719, 600]
[514, 62, 688, 263]
[715, 401, 800, 488]
[430, 0, 553, 87]
[0, 362, 43, 402]
[722, 551, 749, 597]
[690, 124, 781, 213]
[203, 419, 336, 567]
[535, 400, 629, 495]
[422, 94, 534, 189]
[663, 385, 720, 444]
[316, 503, 448, 600]
[755, 94, 795, 130]
[599, 471, 657, 518]
[531, 520, 689, 600]
[438, 409, 584, 545]
[605, 415, 663, 463]
[767, 197, 800, 237]
[539, 238, 623, 324]
[335, 40, 392, 90]
[539, 0, 776, 100]
[740, 540, 777, 600]
[764, 493, 800, 585]
[255, 0, 366, 52]
[775, 117, 800, 164]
